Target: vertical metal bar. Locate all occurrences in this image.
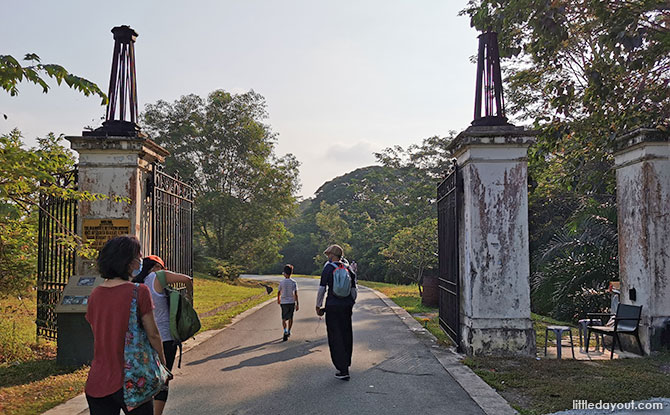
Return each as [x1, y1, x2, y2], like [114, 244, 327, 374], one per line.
[129, 42, 138, 123]
[119, 43, 127, 122]
[474, 34, 485, 121]
[56, 198, 62, 286]
[491, 33, 505, 118]
[106, 41, 121, 121]
[190, 196, 193, 277]
[37, 194, 44, 338]
[152, 165, 157, 257]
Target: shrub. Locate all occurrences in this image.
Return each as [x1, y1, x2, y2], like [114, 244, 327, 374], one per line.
[553, 285, 612, 323]
[211, 262, 244, 281]
[531, 204, 618, 322]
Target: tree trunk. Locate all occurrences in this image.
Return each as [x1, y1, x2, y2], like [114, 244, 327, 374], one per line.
[416, 266, 424, 297]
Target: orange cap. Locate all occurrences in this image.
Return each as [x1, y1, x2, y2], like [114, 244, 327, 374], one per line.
[145, 255, 165, 268]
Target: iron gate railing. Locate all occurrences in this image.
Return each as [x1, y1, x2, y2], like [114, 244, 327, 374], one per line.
[149, 165, 194, 277]
[37, 169, 78, 340]
[437, 162, 460, 348]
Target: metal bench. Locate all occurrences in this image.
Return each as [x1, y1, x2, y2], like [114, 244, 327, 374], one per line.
[587, 304, 644, 359]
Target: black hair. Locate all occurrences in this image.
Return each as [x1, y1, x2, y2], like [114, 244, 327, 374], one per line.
[97, 235, 141, 280]
[132, 258, 159, 283]
[283, 264, 294, 276]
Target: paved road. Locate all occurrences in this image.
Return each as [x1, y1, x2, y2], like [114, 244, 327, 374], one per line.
[166, 276, 484, 415]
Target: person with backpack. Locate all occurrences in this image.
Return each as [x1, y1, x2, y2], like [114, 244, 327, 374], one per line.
[277, 264, 299, 341]
[315, 244, 357, 381]
[133, 255, 193, 415]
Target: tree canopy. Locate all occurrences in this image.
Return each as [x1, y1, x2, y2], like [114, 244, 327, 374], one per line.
[0, 131, 105, 296]
[280, 135, 453, 281]
[1, 53, 107, 117]
[142, 90, 300, 271]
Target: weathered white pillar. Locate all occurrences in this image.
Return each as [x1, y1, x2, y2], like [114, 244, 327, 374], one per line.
[54, 133, 168, 366]
[614, 128, 670, 354]
[449, 125, 536, 356]
[65, 134, 169, 274]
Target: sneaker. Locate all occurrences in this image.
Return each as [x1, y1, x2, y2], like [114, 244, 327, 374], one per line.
[282, 332, 288, 342]
[335, 371, 350, 381]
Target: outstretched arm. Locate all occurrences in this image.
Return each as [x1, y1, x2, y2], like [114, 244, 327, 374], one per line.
[163, 270, 194, 300]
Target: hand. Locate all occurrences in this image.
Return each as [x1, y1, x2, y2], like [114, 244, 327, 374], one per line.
[316, 307, 324, 316]
[295, 303, 299, 312]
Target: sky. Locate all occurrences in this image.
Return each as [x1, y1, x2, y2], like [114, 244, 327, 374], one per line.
[1, 0, 480, 198]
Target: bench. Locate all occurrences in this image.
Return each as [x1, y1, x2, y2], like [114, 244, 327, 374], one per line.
[587, 304, 644, 359]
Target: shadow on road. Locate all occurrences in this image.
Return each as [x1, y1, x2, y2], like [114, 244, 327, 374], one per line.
[220, 339, 328, 372]
[187, 338, 284, 366]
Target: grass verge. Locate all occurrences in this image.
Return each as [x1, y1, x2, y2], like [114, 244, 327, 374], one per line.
[0, 273, 275, 414]
[193, 272, 276, 331]
[357, 281, 670, 415]
[463, 352, 670, 415]
[357, 280, 453, 347]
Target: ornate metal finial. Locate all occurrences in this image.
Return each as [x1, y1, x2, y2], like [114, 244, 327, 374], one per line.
[85, 25, 144, 137]
[472, 31, 511, 127]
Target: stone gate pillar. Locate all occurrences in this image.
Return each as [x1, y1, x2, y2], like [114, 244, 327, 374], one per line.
[66, 135, 168, 270]
[54, 25, 169, 366]
[614, 128, 670, 353]
[448, 125, 536, 356]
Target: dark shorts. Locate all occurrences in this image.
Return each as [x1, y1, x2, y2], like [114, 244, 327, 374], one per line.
[281, 303, 295, 320]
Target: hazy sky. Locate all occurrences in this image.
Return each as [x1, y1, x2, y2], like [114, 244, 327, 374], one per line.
[1, 0, 480, 198]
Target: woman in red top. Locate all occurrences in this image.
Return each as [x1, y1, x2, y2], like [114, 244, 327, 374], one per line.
[85, 236, 167, 415]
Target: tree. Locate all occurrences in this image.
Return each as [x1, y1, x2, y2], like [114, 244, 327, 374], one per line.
[460, 1, 670, 242]
[1, 53, 107, 117]
[0, 52, 108, 297]
[381, 218, 438, 296]
[142, 90, 300, 270]
[280, 134, 454, 280]
[0, 130, 106, 296]
[310, 201, 352, 268]
[531, 203, 618, 322]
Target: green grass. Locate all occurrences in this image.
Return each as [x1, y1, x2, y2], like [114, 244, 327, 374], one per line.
[0, 273, 275, 414]
[0, 362, 88, 415]
[463, 352, 670, 415]
[357, 280, 453, 346]
[0, 291, 52, 364]
[292, 274, 319, 279]
[0, 292, 88, 415]
[358, 281, 670, 414]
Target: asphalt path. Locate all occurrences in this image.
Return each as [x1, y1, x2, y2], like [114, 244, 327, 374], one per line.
[166, 275, 484, 415]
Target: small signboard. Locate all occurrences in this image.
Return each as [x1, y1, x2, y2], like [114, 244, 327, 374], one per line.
[82, 218, 131, 251]
[55, 275, 104, 313]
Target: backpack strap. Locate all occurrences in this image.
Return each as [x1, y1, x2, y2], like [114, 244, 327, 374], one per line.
[155, 270, 168, 291]
[177, 342, 183, 368]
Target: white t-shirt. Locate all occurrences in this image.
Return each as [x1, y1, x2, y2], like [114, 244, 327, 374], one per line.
[278, 278, 298, 304]
[144, 272, 172, 341]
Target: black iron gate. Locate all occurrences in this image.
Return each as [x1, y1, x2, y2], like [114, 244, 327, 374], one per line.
[437, 163, 460, 347]
[37, 169, 78, 340]
[149, 165, 194, 277]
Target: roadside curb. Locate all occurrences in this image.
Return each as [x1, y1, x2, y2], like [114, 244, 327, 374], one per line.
[42, 297, 275, 415]
[360, 285, 518, 415]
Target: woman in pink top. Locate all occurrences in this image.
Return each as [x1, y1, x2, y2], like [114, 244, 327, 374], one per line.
[85, 236, 167, 415]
